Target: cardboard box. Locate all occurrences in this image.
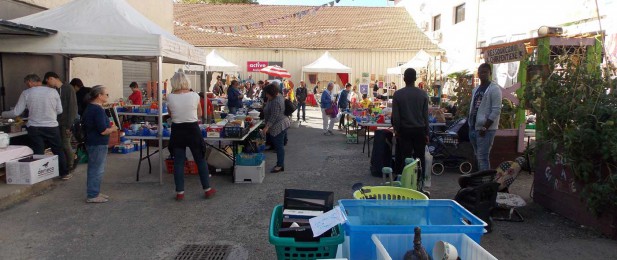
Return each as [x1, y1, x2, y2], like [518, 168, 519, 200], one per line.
[234, 160, 265, 183]
[6, 155, 59, 184]
[206, 125, 223, 138]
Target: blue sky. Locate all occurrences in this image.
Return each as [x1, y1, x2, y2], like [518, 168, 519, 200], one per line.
[259, 0, 391, 7]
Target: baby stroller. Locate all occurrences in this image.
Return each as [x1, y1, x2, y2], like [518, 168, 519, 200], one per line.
[429, 118, 473, 175]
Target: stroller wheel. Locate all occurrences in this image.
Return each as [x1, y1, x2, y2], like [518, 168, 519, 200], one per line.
[432, 163, 445, 176]
[459, 161, 473, 174]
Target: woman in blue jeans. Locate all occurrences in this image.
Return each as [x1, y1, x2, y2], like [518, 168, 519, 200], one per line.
[82, 85, 117, 203]
[262, 83, 291, 173]
[167, 70, 216, 201]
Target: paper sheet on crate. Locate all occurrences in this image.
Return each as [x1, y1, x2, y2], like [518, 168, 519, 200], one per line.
[309, 206, 346, 237]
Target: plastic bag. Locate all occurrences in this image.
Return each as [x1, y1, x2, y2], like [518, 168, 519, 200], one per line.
[424, 146, 432, 188]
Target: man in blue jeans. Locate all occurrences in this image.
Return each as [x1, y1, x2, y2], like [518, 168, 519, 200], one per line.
[468, 63, 502, 171]
[2, 74, 70, 179]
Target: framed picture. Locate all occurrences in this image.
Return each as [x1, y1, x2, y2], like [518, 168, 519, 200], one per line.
[360, 84, 369, 94]
[308, 74, 317, 84]
[105, 107, 121, 129]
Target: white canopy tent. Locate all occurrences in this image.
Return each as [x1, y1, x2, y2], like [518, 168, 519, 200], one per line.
[302, 51, 352, 74]
[0, 0, 208, 184]
[204, 50, 239, 72]
[2, 0, 207, 64]
[386, 50, 432, 75]
[302, 51, 352, 95]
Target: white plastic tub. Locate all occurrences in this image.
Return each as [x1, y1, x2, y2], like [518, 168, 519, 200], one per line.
[372, 233, 497, 260]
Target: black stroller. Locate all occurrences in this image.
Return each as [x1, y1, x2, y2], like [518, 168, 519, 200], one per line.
[428, 118, 472, 175]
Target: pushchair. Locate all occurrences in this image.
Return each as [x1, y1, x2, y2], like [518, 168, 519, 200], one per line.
[428, 118, 472, 175]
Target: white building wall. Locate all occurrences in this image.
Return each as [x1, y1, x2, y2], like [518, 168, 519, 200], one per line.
[398, 0, 614, 74]
[194, 48, 426, 91]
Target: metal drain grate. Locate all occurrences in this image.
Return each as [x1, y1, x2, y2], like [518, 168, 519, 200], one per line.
[175, 244, 232, 260]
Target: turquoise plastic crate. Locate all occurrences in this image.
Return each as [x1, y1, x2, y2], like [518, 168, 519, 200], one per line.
[338, 199, 487, 260]
[269, 205, 344, 260]
[372, 233, 497, 260]
[236, 153, 265, 166]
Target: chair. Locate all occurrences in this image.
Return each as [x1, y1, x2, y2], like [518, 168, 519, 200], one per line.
[382, 158, 420, 190]
[454, 170, 499, 233]
[492, 157, 527, 222]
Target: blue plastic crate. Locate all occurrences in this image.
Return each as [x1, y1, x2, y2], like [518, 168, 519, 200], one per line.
[338, 199, 487, 260]
[236, 153, 264, 166]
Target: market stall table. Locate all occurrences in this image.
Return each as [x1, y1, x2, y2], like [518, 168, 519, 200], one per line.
[8, 131, 28, 139]
[358, 122, 446, 157]
[124, 120, 263, 182]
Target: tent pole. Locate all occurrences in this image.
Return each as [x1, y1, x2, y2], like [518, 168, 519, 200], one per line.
[203, 66, 207, 123]
[157, 56, 163, 185]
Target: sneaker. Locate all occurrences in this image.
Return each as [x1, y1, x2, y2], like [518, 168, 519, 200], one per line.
[327, 130, 334, 136]
[86, 196, 109, 203]
[61, 174, 73, 180]
[99, 193, 110, 199]
[204, 188, 217, 199]
[175, 193, 185, 201]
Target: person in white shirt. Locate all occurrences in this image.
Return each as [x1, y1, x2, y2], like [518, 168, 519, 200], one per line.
[2, 74, 70, 179]
[166, 70, 216, 201]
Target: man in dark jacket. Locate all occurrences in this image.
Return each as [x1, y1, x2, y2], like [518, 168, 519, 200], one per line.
[392, 68, 429, 177]
[44, 72, 78, 172]
[295, 81, 308, 122]
[70, 78, 91, 116]
[337, 83, 351, 130]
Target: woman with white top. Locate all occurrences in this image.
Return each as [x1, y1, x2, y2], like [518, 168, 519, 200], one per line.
[167, 70, 216, 201]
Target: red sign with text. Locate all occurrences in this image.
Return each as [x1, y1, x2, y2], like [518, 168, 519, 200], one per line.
[247, 61, 268, 72]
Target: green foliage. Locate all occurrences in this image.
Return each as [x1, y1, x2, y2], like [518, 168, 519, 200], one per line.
[525, 47, 617, 215]
[449, 71, 473, 119]
[499, 98, 516, 129]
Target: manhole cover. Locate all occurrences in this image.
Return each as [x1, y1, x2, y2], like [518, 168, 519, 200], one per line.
[175, 244, 232, 260]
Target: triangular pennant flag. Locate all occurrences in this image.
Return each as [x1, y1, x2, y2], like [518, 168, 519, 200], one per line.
[336, 0, 340, 3]
[329, 1, 334, 7]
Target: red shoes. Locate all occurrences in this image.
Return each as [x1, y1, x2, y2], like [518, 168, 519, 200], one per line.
[175, 189, 216, 200]
[205, 188, 217, 199]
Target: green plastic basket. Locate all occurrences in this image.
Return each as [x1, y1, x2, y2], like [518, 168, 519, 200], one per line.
[268, 205, 344, 260]
[353, 186, 429, 200]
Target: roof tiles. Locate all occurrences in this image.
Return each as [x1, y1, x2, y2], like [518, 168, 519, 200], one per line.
[174, 4, 440, 51]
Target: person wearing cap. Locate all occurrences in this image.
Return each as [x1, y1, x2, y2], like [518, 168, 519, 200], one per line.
[44, 72, 78, 173]
[2, 74, 70, 179]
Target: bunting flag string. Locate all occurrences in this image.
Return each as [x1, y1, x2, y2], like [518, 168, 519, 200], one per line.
[174, 19, 385, 39]
[181, 0, 343, 34]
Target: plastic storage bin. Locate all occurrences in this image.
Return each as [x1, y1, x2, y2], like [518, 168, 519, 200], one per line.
[234, 160, 265, 183]
[269, 205, 344, 260]
[372, 233, 497, 260]
[236, 153, 265, 166]
[165, 159, 199, 175]
[352, 186, 428, 200]
[338, 199, 487, 260]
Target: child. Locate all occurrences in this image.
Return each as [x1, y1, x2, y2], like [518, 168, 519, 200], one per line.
[360, 94, 372, 108]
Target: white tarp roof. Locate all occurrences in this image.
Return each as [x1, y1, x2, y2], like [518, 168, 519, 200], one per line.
[205, 50, 239, 71]
[0, 0, 206, 65]
[302, 51, 352, 73]
[387, 50, 432, 75]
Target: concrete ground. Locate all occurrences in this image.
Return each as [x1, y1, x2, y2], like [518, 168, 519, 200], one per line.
[0, 106, 616, 260]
